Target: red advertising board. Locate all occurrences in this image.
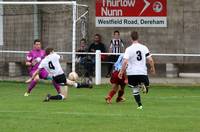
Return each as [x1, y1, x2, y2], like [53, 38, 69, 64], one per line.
[96, 0, 167, 27]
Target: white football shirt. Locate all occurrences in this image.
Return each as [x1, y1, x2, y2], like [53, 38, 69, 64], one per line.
[124, 42, 151, 75]
[39, 52, 64, 77]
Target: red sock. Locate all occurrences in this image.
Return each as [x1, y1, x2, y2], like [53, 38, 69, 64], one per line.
[107, 90, 116, 99]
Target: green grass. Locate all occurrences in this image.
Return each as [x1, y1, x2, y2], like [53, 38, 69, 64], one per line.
[0, 81, 200, 132]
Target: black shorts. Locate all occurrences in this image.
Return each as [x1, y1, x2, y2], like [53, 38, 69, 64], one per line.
[127, 75, 149, 87]
[53, 73, 66, 86]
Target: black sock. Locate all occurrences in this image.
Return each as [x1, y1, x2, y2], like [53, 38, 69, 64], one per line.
[134, 94, 142, 107]
[77, 82, 90, 88]
[49, 95, 63, 100]
[118, 89, 124, 98]
[84, 72, 89, 77]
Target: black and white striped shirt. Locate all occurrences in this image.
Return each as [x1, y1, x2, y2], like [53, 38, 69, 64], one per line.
[109, 39, 124, 53]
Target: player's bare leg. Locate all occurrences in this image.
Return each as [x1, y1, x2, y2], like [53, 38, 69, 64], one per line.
[52, 80, 61, 93]
[25, 75, 61, 94]
[60, 86, 68, 99]
[66, 79, 76, 85]
[116, 85, 126, 103]
[132, 85, 143, 110]
[139, 83, 149, 94]
[105, 84, 119, 104]
[25, 78, 32, 83]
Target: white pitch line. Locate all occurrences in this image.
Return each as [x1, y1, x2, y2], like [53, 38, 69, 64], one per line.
[145, 95, 200, 99]
[54, 112, 124, 117]
[0, 110, 125, 117]
[72, 94, 200, 99]
[0, 111, 199, 119]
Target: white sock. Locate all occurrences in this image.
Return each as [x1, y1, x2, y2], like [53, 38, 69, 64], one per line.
[73, 83, 78, 88]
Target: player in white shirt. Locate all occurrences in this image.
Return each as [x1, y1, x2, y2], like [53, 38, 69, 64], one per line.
[30, 48, 68, 101]
[29, 48, 92, 101]
[118, 31, 155, 110]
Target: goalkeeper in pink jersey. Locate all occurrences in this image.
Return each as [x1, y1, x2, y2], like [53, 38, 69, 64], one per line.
[24, 39, 60, 96]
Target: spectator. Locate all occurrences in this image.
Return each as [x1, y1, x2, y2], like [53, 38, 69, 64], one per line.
[88, 34, 106, 53]
[76, 38, 92, 80]
[76, 38, 87, 65]
[87, 34, 106, 77]
[106, 30, 124, 78]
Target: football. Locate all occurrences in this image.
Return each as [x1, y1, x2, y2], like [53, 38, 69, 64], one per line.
[68, 72, 79, 81]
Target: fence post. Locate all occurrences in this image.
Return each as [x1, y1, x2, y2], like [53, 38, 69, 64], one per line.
[0, 0, 3, 45]
[95, 50, 101, 85]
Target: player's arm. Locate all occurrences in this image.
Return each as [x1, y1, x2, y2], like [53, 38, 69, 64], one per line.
[25, 52, 32, 66]
[88, 44, 95, 52]
[55, 53, 63, 60]
[121, 46, 124, 53]
[26, 58, 46, 83]
[26, 59, 40, 66]
[147, 56, 156, 75]
[109, 40, 113, 53]
[120, 40, 125, 52]
[145, 47, 155, 75]
[26, 55, 41, 66]
[25, 61, 32, 66]
[118, 58, 128, 79]
[109, 47, 112, 53]
[25, 69, 40, 83]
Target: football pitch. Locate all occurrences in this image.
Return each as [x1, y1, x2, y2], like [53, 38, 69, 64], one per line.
[0, 81, 200, 132]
